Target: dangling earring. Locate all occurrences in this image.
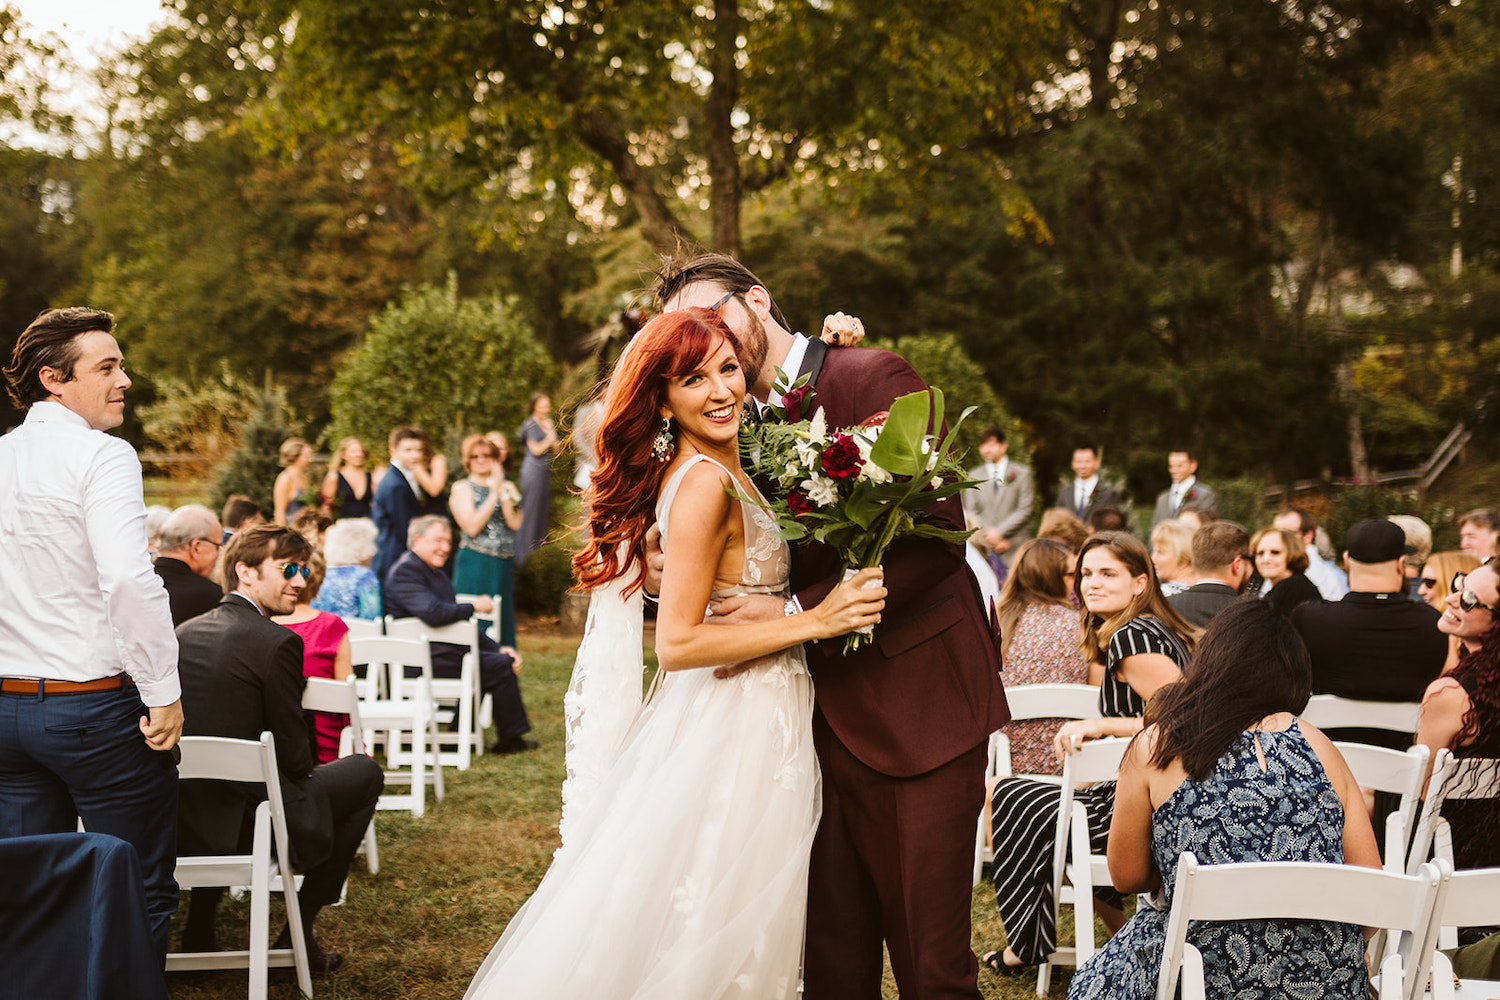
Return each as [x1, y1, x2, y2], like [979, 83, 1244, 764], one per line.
[652, 417, 674, 462]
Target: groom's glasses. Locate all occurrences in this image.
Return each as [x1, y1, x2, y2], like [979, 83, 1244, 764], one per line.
[709, 290, 737, 312]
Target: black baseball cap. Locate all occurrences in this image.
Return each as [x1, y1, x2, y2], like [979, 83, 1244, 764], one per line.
[1345, 519, 1414, 564]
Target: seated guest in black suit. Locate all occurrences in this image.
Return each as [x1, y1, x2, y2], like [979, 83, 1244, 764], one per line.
[383, 514, 535, 754]
[175, 525, 383, 974]
[1168, 521, 1254, 628]
[1291, 518, 1448, 750]
[152, 504, 225, 625]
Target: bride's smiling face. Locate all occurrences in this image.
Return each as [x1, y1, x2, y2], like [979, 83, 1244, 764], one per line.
[662, 336, 745, 452]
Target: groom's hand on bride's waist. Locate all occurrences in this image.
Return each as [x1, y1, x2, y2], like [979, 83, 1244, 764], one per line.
[707, 593, 788, 678]
[642, 523, 665, 601]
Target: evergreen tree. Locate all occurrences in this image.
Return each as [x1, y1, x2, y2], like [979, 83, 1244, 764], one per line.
[211, 380, 296, 514]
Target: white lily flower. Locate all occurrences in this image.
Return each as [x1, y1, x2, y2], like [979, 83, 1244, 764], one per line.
[794, 438, 819, 468]
[804, 474, 839, 507]
[808, 407, 828, 445]
[930, 475, 943, 489]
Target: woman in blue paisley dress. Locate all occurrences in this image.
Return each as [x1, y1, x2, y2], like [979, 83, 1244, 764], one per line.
[984, 532, 1197, 975]
[1069, 598, 1381, 1000]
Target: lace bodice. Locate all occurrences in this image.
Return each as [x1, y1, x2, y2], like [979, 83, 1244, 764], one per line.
[656, 454, 790, 601]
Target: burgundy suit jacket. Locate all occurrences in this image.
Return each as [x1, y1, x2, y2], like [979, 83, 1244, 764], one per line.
[788, 343, 1010, 777]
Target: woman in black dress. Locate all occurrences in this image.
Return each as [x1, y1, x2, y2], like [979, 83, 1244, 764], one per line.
[1252, 526, 1320, 616]
[320, 436, 373, 519]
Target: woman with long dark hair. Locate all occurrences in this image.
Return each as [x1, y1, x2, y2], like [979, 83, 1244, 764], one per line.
[463, 309, 886, 998]
[1069, 599, 1379, 999]
[1415, 558, 1500, 870]
[992, 538, 1091, 776]
[982, 532, 1196, 975]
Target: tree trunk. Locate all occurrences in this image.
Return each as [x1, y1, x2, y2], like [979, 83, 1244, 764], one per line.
[705, 0, 742, 255]
[1327, 273, 1372, 482]
[575, 106, 695, 254]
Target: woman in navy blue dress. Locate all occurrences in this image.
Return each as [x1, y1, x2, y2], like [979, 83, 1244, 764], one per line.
[1069, 599, 1380, 1000]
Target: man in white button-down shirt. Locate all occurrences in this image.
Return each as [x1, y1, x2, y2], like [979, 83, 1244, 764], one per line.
[0, 307, 183, 968]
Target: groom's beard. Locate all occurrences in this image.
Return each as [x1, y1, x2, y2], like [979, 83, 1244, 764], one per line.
[739, 310, 771, 400]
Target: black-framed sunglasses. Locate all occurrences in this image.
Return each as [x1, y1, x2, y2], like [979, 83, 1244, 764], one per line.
[709, 290, 737, 312]
[280, 562, 311, 581]
[1451, 572, 1496, 614]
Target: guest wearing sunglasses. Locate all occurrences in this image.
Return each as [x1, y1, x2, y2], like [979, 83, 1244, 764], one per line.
[1415, 558, 1500, 872]
[174, 525, 384, 972]
[1290, 519, 1449, 752]
[1418, 550, 1482, 672]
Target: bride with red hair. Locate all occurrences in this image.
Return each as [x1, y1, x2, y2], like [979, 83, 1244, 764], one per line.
[464, 308, 886, 999]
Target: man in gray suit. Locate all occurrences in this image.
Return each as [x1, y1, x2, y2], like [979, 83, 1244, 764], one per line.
[963, 425, 1034, 579]
[1152, 448, 1219, 527]
[1054, 445, 1121, 521]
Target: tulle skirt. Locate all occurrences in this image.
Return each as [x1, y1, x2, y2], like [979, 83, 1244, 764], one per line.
[464, 650, 820, 1000]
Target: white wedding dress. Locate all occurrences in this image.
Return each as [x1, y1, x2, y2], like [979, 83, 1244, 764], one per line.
[464, 455, 821, 1000]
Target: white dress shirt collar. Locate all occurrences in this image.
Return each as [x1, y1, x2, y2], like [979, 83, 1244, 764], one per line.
[768, 333, 811, 407]
[390, 457, 421, 498]
[27, 398, 93, 430]
[1173, 475, 1198, 499]
[989, 458, 1010, 482]
[227, 591, 266, 616]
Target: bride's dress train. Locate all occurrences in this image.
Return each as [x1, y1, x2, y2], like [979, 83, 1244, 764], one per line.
[464, 455, 820, 1000]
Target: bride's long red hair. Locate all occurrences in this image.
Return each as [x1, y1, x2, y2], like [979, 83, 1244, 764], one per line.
[573, 308, 743, 593]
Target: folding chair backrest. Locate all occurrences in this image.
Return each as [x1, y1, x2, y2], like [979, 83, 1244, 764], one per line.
[1302, 695, 1422, 735]
[302, 675, 366, 742]
[1157, 851, 1447, 1000]
[1440, 866, 1500, 929]
[1334, 742, 1428, 870]
[1003, 683, 1101, 723]
[1051, 738, 1131, 904]
[349, 635, 431, 695]
[1407, 752, 1500, 874]
[176, 734, 271, 784]
[341, 616, 385, 640]
[386, 615, 480, 656]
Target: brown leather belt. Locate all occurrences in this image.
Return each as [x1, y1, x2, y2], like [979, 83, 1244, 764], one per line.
[0, 675, 136, 695]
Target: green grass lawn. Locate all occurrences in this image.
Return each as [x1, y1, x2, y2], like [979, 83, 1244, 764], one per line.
[165, 624, 1074, 999]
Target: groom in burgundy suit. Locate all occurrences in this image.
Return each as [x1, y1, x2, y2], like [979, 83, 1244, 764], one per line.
[655, 255, 1011, 999]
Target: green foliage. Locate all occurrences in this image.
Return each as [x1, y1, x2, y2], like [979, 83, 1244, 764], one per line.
[138, 363, 258, 489]
[865, 332, 1017, 466]
[211, 381, 294, 512]
[1324, 487, 1460, 556]
[1211, 478, 1276, 533]
[328, 276, 560, 464]
[514, 542, 576, 616]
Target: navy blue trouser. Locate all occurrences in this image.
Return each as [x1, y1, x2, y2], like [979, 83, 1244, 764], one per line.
[0, 684, 179, 967]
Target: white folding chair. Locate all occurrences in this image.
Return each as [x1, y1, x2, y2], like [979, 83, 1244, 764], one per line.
[1156, 851, 1448, 1000]
[974, 683, 1100, 883]
[1302, 695, 1423, 739]
[1405, 751, 1500, 948]
[350, 635, 446, 817]
[454, 593, 501, 731]
[166, 732, 313, 1000]
[1424, 866, 1500, 1000]
[1038, 735, 1131, 997]
[385, 615, 485, 770]
[1334, 742, 1429, 871]
[302, 676, 378, 874]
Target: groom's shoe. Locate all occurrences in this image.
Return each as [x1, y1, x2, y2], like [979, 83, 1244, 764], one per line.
[489, 736, 539, 755]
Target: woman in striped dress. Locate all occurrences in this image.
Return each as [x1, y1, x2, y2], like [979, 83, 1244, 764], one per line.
[982, 531, 1197, 976]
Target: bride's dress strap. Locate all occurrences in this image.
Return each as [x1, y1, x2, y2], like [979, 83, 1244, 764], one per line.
[655, 453, 732, 545]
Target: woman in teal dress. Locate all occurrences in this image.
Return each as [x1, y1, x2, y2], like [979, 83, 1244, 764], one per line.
[449, 433, 522, 647]
[1068, 599, 1381, 1000]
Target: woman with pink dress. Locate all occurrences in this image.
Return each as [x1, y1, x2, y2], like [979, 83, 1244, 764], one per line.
[271, 549, 354, 764]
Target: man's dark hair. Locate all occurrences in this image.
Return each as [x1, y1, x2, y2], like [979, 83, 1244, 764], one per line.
[388, 425, 429, 452]
[1072, 445, 1099, 458]
[652, 252, 790, 331]
[1087, 506, 1126, 533]
[221, 494, 264, 531]
[1191, 520, 1251, 575]
[979, 425, 1006, 445]
[222, 524, 312, 593]
[3, 307, 115, 408]
[1459, 508, 1500, 532]
[1169, 447, 1198, 462]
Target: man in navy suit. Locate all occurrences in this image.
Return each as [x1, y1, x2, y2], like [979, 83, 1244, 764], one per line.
[657, 255, 1010, 1000]
[371, 426, 433, 582]
[383, 515, 535, 754]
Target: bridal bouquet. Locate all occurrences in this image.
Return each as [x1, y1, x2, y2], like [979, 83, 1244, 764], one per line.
[743, 380, 977, 652]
